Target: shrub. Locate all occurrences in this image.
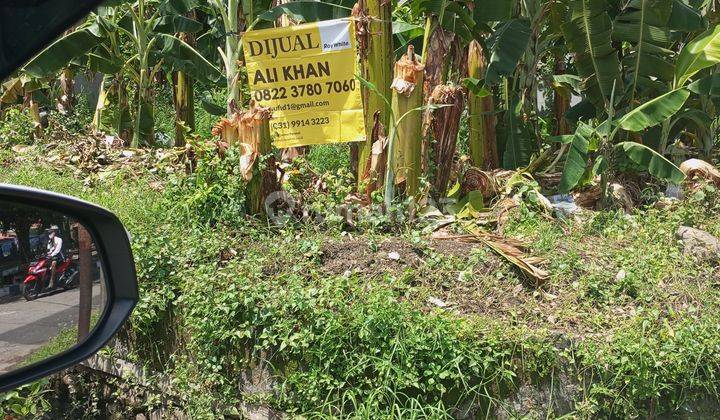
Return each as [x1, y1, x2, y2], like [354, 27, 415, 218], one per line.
[0, 107, 35, 145]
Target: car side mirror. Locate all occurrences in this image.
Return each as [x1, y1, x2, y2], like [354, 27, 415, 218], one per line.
[0, 184, 137, 392]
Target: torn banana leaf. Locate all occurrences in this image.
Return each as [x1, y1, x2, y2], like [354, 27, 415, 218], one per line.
[466, 225, 549, 286]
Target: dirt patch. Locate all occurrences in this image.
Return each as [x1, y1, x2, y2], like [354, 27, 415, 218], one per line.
[318, 235, 600, 339]
[320, 237, 481, 278]
[319, 237, 533, 321]
[319, 233, 696, 341]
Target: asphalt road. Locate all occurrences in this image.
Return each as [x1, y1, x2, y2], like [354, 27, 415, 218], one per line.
[0, 285, 101, 373]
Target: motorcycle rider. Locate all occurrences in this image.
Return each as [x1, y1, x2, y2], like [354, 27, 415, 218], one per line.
[46, 227, 63, 289]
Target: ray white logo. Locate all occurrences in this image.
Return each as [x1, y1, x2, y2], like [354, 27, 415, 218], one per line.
[317, 20, 351, 52]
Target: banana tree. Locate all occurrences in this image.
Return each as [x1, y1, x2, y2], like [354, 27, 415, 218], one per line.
[208, 0, 245, 117]
[0, 76, 48, 139]
[560, 0, 704, 122]
[561, 0, 622, 114]
[557, 93, 687, 200]
[558, 23, 720, 197]
[417, 0, 485, 177]
[354, 0, 393, 185]
[23, 8, 129, 137]
[23, 0, 221, 147]
[121, 0, 224, 146]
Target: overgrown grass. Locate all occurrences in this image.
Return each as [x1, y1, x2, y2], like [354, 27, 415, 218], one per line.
[307, 144, 351, 174]
[3, 141, 720, 418]
[21, 311, 104, 368]
[21, 326, 78, 369]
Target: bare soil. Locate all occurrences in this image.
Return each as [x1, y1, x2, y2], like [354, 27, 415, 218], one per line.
[319, 237, 482, 278]
[317, 232, 716, 341]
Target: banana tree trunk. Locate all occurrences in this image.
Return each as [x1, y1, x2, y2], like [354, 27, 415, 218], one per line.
[363, 111, 388, 195]
[58, 67, 75, 114]
[24, 92, 43, 140]
[239, 101, 278, 215]
[132, 0, 154, 148]
[553, 56, 571, 136]
[389, 45, 425, 198]
[94, 75, 133, 143]
[133, 69, 155, 147]
[173, 19, 197, 146]
[420, 16, 453, 176]
[92, 75, 108, 133]
[173, 70, 194, 146]
[224, 0, 243, 116]
[430, 84, 465, 199]
[116, 77, 133, 145]
[467, 40, 498, 170]
[353, 0, 393, 186]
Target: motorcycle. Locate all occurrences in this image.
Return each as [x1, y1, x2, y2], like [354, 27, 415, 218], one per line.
[23, 255, 78, 301]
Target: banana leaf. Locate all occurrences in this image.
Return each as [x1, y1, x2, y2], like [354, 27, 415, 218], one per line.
[562, 0, 621, 112]
[668, 108, 713, 154]
[201, 95, 226, 116]
[155, 34, 222, 84]
[617, 141, 685, 183]
[559, 122, 593, 193]
[244, 0, 275, 23]
[501, 96, 533, 169]
[485, 19, 532, 86]
[23, 24, 104, 78]
[408, 0, 482, 42]
[687, 73, 720, 96]
[564, 99, 597, 122]
[393, 22, 424, 37]
[160, 0, 198, 15]
[154, 15, 203, 34]
[612, 0, 673, 100]
[462, 77, 492, 97]
[668, 0, 704, 31]
[474, 0, 515, 22]
[393, 22, 425, 56]
[87, 48, 124, 74]
[553, 74, 583, 94]
[675, 25, 720, 87]
[257, 1, 352, 23]
[617, 88, 690, 131]
[442, 2, 478, 42]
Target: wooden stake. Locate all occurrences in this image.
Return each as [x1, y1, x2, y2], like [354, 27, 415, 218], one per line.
[77, 225, 92, 343]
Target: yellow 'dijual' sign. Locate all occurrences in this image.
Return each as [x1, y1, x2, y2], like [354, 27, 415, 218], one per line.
[243, 18, 365, 149]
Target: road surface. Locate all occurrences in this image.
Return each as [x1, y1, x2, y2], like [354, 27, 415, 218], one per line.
[0, 285, 101, 373]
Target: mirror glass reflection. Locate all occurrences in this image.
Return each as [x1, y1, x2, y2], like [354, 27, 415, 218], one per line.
[0, 201, 107, 373]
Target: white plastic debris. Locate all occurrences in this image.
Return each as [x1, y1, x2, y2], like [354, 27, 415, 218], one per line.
[548, 194, 578, 217]
[665, 183, 683, 200]
[428, 297, 449, 308]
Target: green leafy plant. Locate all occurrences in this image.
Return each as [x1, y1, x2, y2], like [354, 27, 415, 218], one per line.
[0, 107, 35, 145]
[0, 379, 51, 418]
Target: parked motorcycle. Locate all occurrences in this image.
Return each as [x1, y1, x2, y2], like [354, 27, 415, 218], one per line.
[23, 255, 78, 301]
